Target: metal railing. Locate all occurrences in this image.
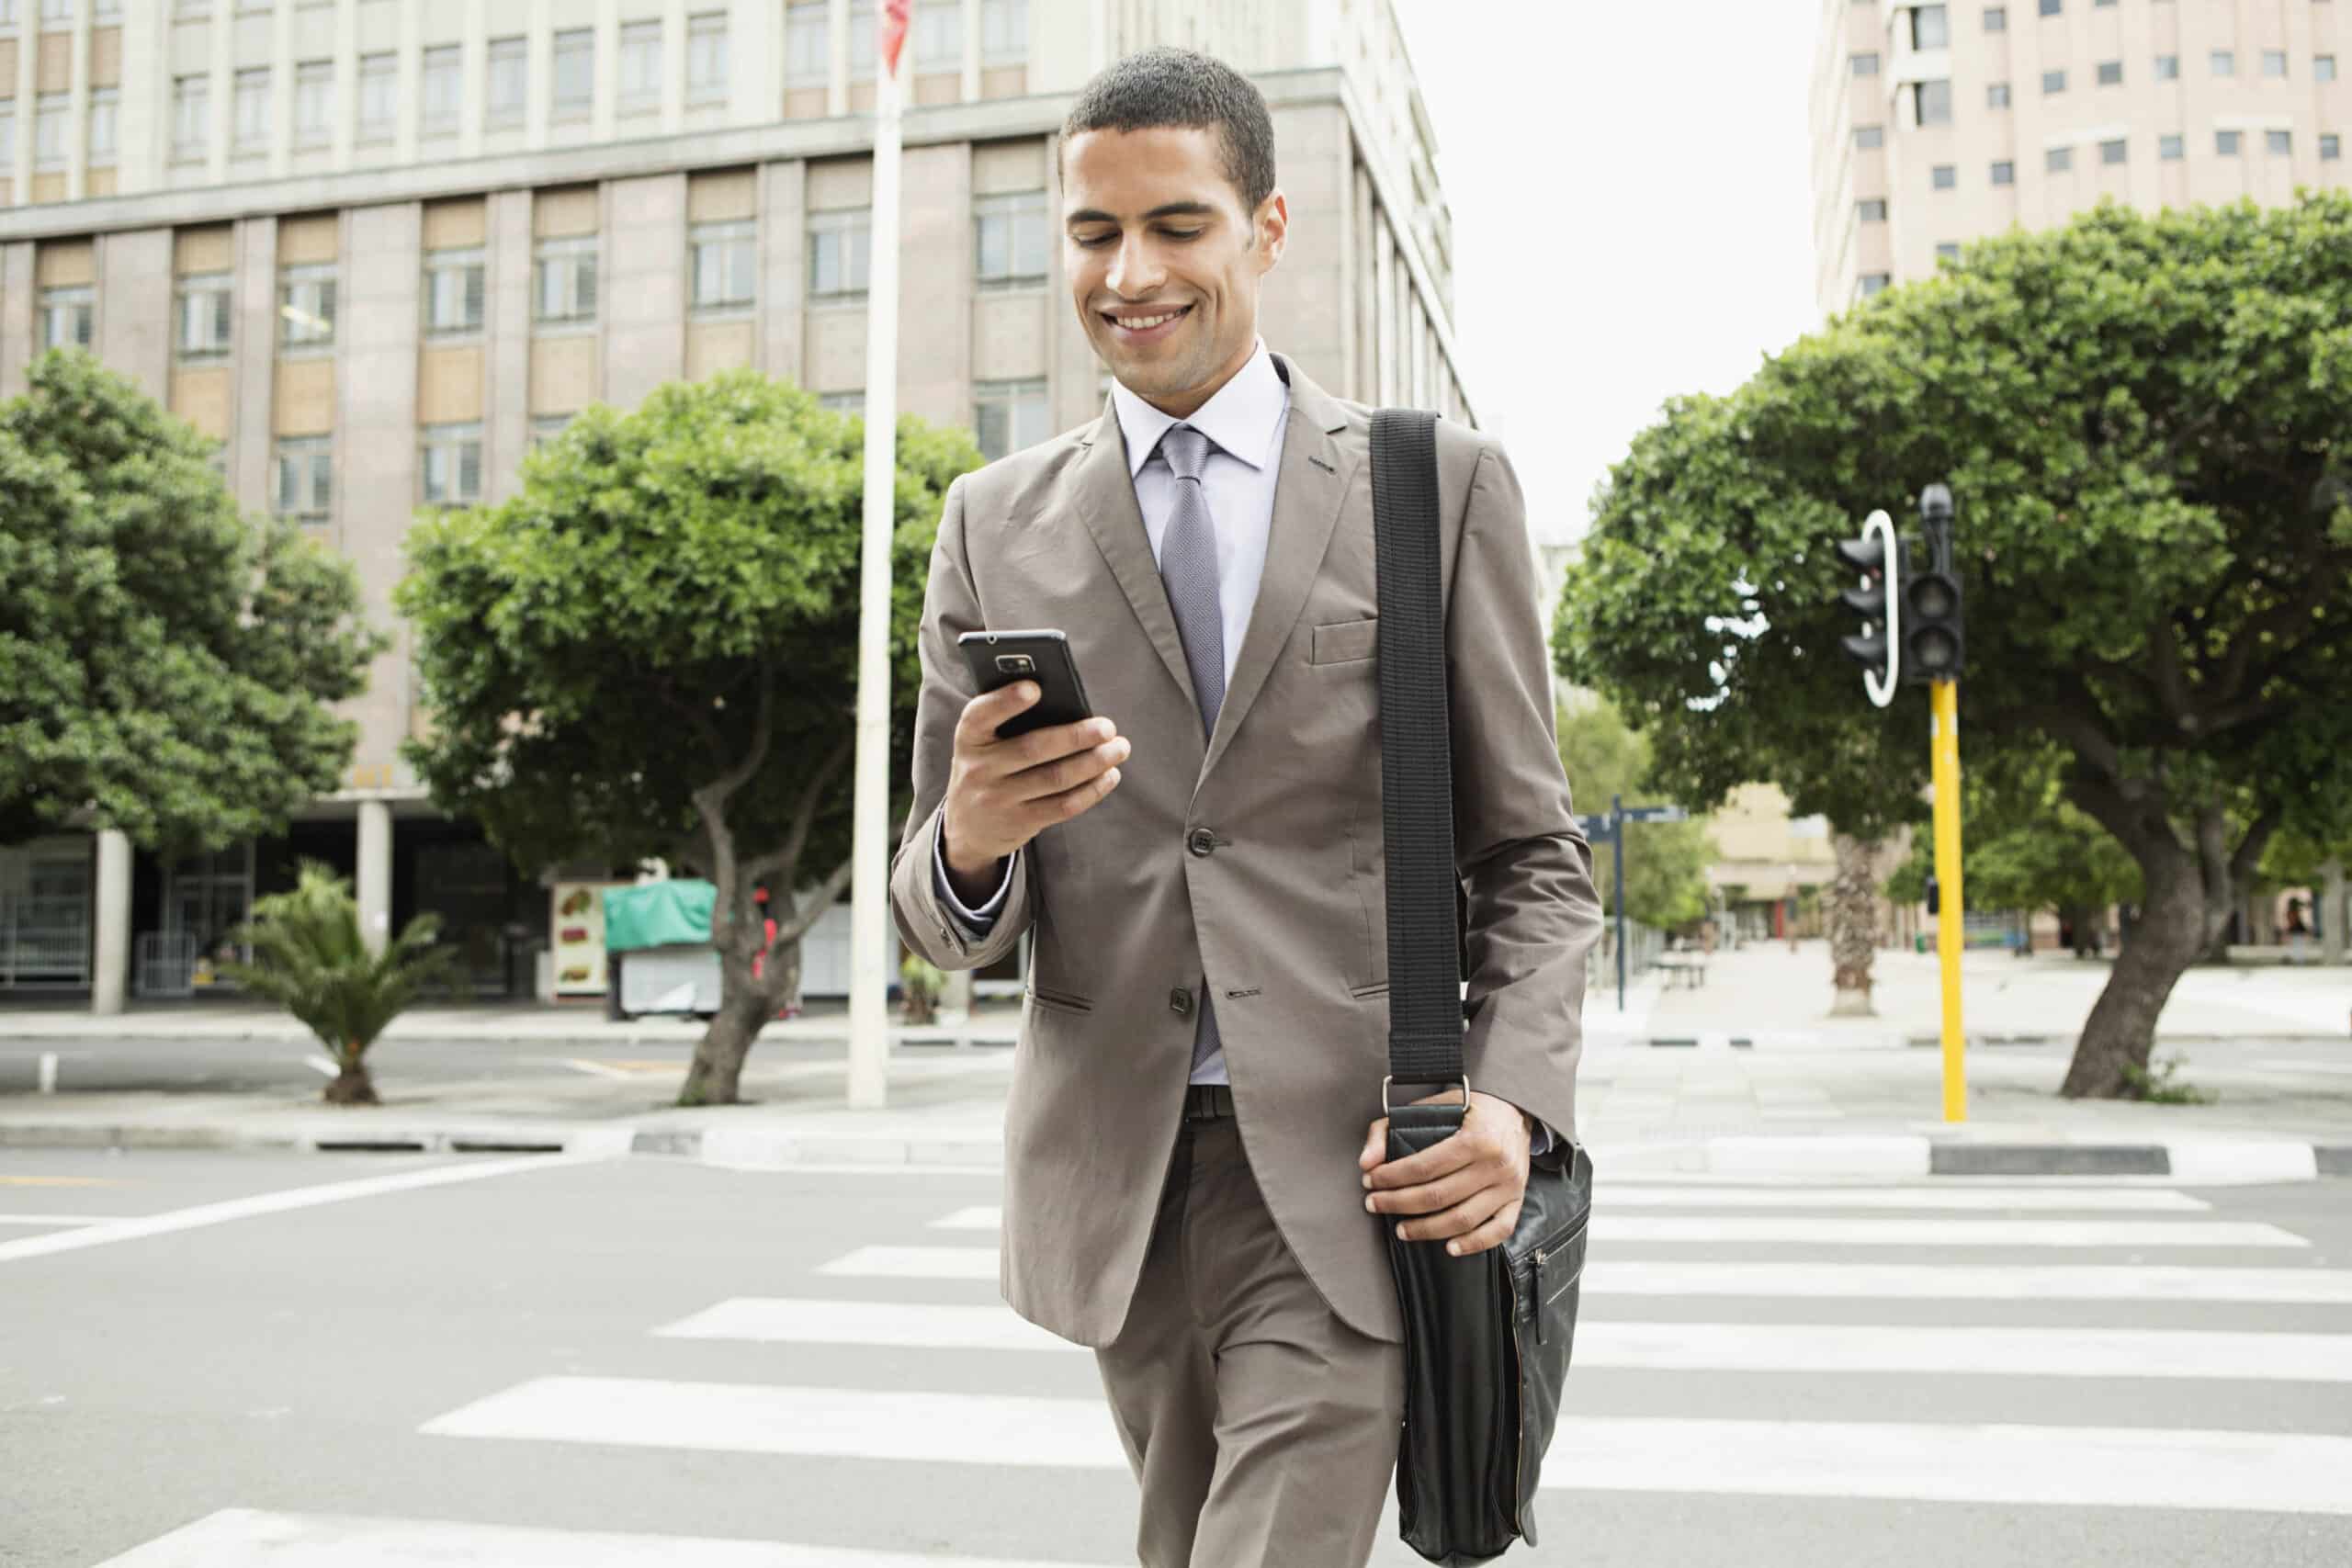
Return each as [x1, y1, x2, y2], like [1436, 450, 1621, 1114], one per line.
[0, 893, 92, 990]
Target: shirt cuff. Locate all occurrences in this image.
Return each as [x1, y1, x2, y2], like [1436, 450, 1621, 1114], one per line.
[933, 827, 1014, 935]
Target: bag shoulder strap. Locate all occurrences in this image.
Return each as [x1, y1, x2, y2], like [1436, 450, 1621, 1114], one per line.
[1370, 407, 1464, 1088]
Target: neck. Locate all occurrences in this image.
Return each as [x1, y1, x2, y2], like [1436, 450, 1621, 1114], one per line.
[1138, 338, 1257, 422]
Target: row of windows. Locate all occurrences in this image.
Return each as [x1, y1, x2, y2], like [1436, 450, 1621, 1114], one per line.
[1855, 124, 2340, 206]
[1860, 47, 2337, 82]
[0, 0, 123, 24]
[1, 88, 118, 168]
[1860, 0, 2341, 21]
[31, 192, 1056, 360]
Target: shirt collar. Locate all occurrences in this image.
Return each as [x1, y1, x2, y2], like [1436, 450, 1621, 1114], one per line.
[1109, 336, 1288, 479]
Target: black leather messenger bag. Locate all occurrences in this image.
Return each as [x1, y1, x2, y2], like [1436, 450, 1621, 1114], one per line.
[1370, 407, 1596, 1564]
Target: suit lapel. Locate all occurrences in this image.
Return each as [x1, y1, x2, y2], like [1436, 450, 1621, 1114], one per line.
[1197, 353, 1357, 786]
[1070, 400, 1202, 727]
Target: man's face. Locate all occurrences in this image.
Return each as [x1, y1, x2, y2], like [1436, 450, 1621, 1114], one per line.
[1063, 126, 1285, 413]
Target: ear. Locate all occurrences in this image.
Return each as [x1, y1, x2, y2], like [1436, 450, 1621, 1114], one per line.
[1256, 188, 1289, 273]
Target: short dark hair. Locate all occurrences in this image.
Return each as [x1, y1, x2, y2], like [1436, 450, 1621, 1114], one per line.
[1057, 46, 1277, 217]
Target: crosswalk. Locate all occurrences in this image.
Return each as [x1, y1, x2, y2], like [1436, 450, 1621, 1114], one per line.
[94, 1172, 2352, 1564]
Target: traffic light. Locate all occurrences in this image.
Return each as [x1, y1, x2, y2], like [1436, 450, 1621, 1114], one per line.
[1833, 509, 1900, 705]
[1903, 485, 1964, 684]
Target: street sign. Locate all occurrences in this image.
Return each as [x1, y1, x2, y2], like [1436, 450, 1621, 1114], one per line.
[1622, 805, 1688, 823]
[1577, 814, 1617, 840]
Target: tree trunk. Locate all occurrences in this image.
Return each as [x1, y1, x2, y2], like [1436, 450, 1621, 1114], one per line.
[2323, 859, 2346, 966]
[2059, 855, 2211, 1098]
[321, 1044, 378, 1105]
[678, 940, 799, 1106]
[1826, 831, 1883, 1017]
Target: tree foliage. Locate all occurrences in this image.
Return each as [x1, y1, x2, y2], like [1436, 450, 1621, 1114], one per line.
[0, 351, 380, 850]
[398, 371, 979, 1101]
[1554, 194, 2352, 1094]
[1885, 748, 2142, 918]
[1555, 695, 1718, 931]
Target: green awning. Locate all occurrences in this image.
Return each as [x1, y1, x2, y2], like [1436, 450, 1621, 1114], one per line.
[601, 880, 717, 953]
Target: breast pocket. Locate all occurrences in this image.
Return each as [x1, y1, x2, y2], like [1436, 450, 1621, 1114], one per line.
[1309, 616, 1379, 666]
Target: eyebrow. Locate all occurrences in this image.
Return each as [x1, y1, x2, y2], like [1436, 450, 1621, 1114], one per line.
[1064, 201, 1218, 226]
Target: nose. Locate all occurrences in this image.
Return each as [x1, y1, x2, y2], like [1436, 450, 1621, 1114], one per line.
[1105, 231, 1164, 299]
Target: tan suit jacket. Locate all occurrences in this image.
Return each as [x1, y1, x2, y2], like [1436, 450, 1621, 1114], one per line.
[889, 349, 1604, 1348]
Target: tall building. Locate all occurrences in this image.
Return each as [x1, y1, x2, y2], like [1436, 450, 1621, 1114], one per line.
[1810, 0, 2348, 313]
[0, 0, 1475, 1005]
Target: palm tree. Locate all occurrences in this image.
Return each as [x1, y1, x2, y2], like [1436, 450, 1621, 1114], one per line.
[223, 860, 458, 1104]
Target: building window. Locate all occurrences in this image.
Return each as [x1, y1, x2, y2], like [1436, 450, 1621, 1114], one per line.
[808, 208, 872, 299]
[2322, 133, 2342, 162]
[2038, 0, 2059, 14]
[2216, 129, 2242, 155]
[1858, 197, 1888, 221]
[2042, 68, 2066, 94]
[2100, 137, 2128, 164]
[1851, 52, 1880, 77]
[2097, 60, 2122, 86]
[40, 0, 71, 20]
[973, 378, 1048, 462]
[535, 236, 599, 325]
[975, 190, 1048, 288]
[293, 61, 333, 147]
[1910, 5, 1949, 50]
[0, 116, 14, 169]
[687, 11, 729, 103]
[423, 247, 486, 337]
[620, 20, 663, 109]
[552, 29, 594, 122]
[1936, 243, 1962, 263]
[2318, 57, 2338, 85]
[2267, 130, 2291, 154]
[1855, 124, 1885, 149]
[914, 0, 960, 69]
[850, 0, 876, 75]
[2046, 145, 2074, 172]
[356, 52, 395, 141]
[529, 413, 572, 449]
[421, 45, 460, 135]
[278, 262, 336, 350]
[275, 436, 332, 526]
[1931, 164, 1957, 188]
[1983, 6, 2005, 29]
[2261, 51, 2287, 79]
[1857, 273, 1891, 299]
[2211, 51, 2235, 77]
[981, 0, 1026, 65]
[173, 74, 209, 160]
[2154, 55, 2179, 82]
[820, 389, 865, 414]
[486, 37, 526, 129]
[33, 95, 68, 169]
[785, 2, 829, 85]
[233, 68, 269, 152]
[40, 287, 94, 351]
[689, 220, 756, 315]
[419, 423, 483, 507]
[2159, 132, 2184, 160]
[1987, 82, 2010, 107]
[1912, 79, 1952, 124]
[175, 274, 232, 361]
[174, 0, 209, 14]
[1990, 158, 2015, 184]
[87, 87, 119, 166]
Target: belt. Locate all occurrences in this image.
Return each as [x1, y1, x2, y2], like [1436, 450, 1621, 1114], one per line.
[1182, 1083, 1235, 1122]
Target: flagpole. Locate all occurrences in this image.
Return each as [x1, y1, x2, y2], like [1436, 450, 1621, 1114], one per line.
[847, 1, 909, 1111]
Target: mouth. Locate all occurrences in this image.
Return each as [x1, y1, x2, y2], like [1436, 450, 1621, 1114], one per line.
[1101, 304, 1193, 344]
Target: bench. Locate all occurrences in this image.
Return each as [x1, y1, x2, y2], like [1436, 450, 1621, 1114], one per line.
[1652, 952, 1709, 990]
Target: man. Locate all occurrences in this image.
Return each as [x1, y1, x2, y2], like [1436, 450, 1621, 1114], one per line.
[888, 46, 1601, 1566]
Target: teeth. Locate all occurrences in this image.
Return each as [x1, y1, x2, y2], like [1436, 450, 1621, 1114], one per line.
[1114, 310, 1182, 330]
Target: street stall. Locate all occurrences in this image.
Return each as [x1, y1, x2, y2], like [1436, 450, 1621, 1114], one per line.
[602, 879, 723, 1018]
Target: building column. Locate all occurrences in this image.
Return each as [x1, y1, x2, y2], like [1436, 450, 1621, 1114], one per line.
[91, 829, 132, 1015]
[2324, 860, 2346, 966]
[357, 801, 392, 954]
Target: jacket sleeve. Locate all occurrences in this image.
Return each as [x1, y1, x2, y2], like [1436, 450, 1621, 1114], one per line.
[1445, 437, 1605, 1147]
[889, 473, 1040, 973]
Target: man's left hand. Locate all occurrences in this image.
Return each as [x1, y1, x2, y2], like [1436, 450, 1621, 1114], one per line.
[1357, 1089, 1532, 1258]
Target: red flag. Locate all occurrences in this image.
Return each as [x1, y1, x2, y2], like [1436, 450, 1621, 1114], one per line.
[881, 0, 910, 77]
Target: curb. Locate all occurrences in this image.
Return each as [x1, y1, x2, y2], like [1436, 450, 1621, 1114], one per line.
[1696, 1134, 2340, 1182]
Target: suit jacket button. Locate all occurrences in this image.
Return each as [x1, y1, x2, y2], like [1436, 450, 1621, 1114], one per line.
[1170, 987, 1193, 1016]
[1187, 828, 1217, 857]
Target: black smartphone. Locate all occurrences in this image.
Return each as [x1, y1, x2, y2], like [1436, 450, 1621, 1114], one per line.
[957, 628, 1096, 740]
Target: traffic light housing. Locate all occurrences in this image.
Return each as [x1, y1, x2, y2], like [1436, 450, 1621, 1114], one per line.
[1837, 533, 1889, 670]
[1902, 485, 1964, 684]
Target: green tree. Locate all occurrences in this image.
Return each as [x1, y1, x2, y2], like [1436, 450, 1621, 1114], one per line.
[225, 862, 458, 1105]
[398, 370, 979, 1104]
[1555, 194, 2352, 1098]
[1555, 695, 1718, 931]
[0, 351, 380, 851]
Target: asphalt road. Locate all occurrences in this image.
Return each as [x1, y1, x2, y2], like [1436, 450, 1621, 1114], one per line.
[4, 1146, 2350, 1567]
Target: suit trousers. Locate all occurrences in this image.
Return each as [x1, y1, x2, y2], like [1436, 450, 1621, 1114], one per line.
[1093, 1108, 1405, 1567]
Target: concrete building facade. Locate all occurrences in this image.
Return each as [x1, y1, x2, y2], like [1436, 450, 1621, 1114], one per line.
[0, 0, 1478, 1005]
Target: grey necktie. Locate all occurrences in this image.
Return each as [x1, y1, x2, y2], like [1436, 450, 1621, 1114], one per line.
[1155, 422, 1226, 1080]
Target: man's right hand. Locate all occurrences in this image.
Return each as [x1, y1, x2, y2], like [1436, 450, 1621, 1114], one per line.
[940, 682, 1128, 899]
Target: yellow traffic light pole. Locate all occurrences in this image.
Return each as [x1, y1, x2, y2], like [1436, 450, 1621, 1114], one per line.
[1930, 679, 1966, 1121]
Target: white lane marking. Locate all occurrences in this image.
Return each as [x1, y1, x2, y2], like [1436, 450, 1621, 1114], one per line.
[0, 1152, 613, 1265]
[304, 1055, 340, 1077]
[0, 1213, 120, 1226]
[416, 1378, 2352, 1515]
[1587, 1259, 2352, 1303]
[38, 1051, 57, 1093]
[930, 1206, 999, 1230]
[654, 1298, 2352, 1382]
[560, 1058, 638, 1080]
[1592, 1216, 2306, 1248]
[818, 1246, 2352, 1304]
[89, 1507, 1122, 1567]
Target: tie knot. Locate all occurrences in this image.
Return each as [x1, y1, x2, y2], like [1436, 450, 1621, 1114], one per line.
[1157, 423, 1215, 482]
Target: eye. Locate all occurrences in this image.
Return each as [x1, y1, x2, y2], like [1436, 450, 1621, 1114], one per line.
[1074, 234, 1114, 248]
[1164, 230, 1204, 241]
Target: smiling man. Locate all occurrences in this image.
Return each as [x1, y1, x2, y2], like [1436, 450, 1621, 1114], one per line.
[888, 45, 1600, 1567]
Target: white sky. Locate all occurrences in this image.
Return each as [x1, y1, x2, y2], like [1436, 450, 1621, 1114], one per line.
[1385, 1, 1826, 545]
